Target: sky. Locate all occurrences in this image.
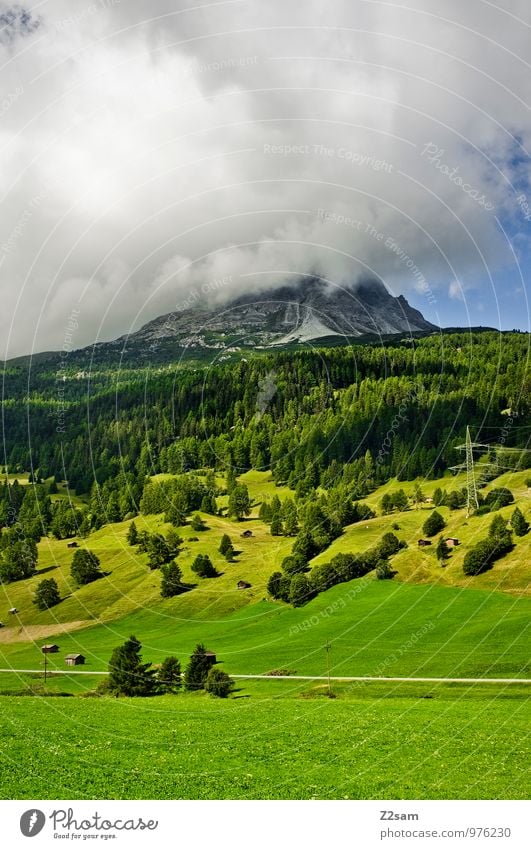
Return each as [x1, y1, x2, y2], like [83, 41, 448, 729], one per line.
[0, 0, 530, 357]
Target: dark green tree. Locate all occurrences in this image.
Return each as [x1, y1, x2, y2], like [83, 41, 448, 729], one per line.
[436, 536, 450, 563]
[227, 484, 252, 520]
[108, 635, 156, 697]
[289, 573, 312, 607]
[158, 656, 182, 693]
[184, 644, 216, 690]
[423, 510, 446, 537]
[70, 548, 102, 585]
[160, 561, 186, 597]
[191, 553, 218, 578]
[510, 507, 528, 537]
[33, 577, 61, 610]
[218, 534, 233, 556]
[127, 521, 139, 546]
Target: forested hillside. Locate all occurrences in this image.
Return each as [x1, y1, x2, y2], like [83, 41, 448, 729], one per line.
[2, 332, 529, 506]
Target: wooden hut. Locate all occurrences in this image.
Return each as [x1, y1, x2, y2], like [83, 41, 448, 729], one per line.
[65, 654, 85, 666]
[417, 539, 432, 547]
[237, 580, 251, 589]
[41, 644, 59, 654]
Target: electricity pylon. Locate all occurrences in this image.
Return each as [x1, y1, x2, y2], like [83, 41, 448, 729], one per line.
[450, 427, 490, 517]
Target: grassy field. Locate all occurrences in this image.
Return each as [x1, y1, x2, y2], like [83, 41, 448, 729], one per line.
[0, 682, 528, 799]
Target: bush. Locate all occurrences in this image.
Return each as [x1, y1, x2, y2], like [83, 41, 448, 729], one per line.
[422, 510, 446, 537]
[377, 532, 404, 558]
[281, 553, 307, 575]
[485, 488, 514, 508]
[190, 513, 207, 532]
[205, 667, 234, 698]
[376, 560, 394, 580]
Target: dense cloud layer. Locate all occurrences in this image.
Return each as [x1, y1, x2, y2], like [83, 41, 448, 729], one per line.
[0, 0, 530, 356]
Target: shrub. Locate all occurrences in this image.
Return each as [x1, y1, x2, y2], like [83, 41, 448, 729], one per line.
[205, 667, 234, 698]
[190, 513, 207, 532]
[485, 488, 514, 508]
[376, 560, 395, 580]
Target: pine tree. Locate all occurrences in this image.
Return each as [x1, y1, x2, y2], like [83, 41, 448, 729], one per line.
[184, 644, 216, 690]
[510, 507, 529, 537]
[218, 534, 233, 556]
[127, 521, 138, 546]
[158, 656, 182, 693]
[227, 484, 252, 520]
[436, 536, 450, 563]
[269, 513, 283, 536]
[160, 562, 186, 597]
[108, 636, 156, 697]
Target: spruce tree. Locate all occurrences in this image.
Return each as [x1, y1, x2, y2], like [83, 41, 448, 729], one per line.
[158, 656, 182, 693]
[127, 521, 138, 546]
[510, 507, 529, 537]
[184, 644, 216, 690]
[160, 562, 186, 597]
[108, 636, 156, 697]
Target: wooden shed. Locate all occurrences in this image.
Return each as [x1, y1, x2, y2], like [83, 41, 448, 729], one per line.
[67, 541, 78, 548]
[418, 539, 432, 547]
[445, 537, 460, 547]
[41, 644, 59, 654]
[241, 530, 253, 538]
[8, 607, 18, 615]
[237, 580, 251, 589]
[65, 653, 85, 666]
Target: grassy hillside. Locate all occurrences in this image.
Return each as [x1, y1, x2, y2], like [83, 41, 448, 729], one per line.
[0, 468, 529, 684]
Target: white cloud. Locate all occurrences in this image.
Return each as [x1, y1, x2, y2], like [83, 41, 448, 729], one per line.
[0, 0, 530, 355]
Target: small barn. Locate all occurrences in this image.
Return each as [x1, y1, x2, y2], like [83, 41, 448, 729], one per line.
[241, 530, 253, 538]
[65, 653, 85, 666]
[237, 580, 251, 589]
[67, 541, 78, 548]
[8, 607, 18, 615]
[418, 539, 432, 547]
[41, 644, 59, 654]
[446, 537, 460, 547]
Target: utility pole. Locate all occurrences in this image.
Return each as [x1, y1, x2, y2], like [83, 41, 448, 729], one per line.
[43, 650, 47, 685]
